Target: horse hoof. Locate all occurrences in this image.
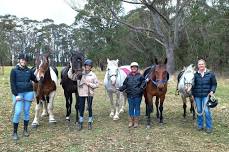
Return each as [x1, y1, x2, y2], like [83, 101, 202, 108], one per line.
[109, 113, 114, 118]
[146, 125, 151, 129]
[41, 113, 48, 117]
[119, 109, 125, 113]
[66, 117, 70, 121]
[31, 123, 38, 129]
[49, 120, 57, 124]
[113, 116, 119, 120]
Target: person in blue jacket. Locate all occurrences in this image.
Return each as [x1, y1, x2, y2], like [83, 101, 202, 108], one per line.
[192, 59, 217, 133]
[10, 53, 37, 141]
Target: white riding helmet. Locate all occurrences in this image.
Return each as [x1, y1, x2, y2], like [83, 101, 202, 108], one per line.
[130, 62, 139, 67]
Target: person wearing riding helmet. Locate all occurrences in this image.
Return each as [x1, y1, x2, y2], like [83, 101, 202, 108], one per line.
[10, 53, 37, 141]
[68, 59, 99, 130]
[118, 62, 146, 128]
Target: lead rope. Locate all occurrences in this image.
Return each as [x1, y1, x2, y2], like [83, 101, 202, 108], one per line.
[193, 96, 209, 116]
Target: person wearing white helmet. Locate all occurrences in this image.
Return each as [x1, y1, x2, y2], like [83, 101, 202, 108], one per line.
[118, 62, 145, 128]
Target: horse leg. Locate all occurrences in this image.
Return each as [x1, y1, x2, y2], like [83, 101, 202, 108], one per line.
[41, 97, 48, 117]
[182, 96, 187, 118]
[48, 91, 56, 123]
[108, 92, 115, 118]
[155, 97, 159, 119]
[159, 97, 165, 123]
[75, 92, 79, 123]
[113, 92, 120, 120]
[190, 97, 196, 120]
[32, 101, 42, 128]
[119, 93, 125, 113]
[64, 91, 72, 121]
[146, 94, 153, 128]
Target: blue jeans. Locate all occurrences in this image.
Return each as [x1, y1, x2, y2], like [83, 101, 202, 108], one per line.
[12, 91, 34, 123]
[128, 97, 141, 117]
[78, 96, 93, 122]
[194, 96, 212, 129]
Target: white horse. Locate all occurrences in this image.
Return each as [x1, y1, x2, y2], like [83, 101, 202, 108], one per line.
[178, 64, 196, 119]
[104, 59, 130, 120]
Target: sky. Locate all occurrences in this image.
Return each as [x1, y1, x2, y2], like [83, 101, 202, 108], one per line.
[0, 0, 136, 25]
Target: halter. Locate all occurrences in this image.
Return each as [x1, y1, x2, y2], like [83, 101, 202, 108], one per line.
[152, 79, 168, 86]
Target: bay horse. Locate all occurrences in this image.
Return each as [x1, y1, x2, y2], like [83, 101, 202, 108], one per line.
[144, 58, 169, 128]
[60, 52, 84, 123]
[32, 53, 58, 128]
[177, 64, 196, 119]
[104, 59, 130, 120]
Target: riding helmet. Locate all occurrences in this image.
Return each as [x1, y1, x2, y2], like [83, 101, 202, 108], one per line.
[84, 59, 93, 67]
[18, 53, 29, 61]
[130, 62, 139, 67]
[207, 95, 218, 108]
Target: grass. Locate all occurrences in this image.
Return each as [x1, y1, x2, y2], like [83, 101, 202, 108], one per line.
[0, 66, 229, 152]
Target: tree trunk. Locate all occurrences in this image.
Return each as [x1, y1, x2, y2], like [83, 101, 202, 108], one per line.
[165, 41, 175, 75]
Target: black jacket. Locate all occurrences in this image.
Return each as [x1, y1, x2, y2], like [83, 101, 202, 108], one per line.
[192, 69, 217, 97]
[10, 64, 37, 96]
[119, 72, 145, 98]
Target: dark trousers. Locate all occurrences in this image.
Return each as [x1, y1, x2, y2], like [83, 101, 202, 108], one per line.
[79, 96, 93, 122]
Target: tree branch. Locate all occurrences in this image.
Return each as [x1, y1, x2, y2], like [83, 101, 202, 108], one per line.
[121, 0, 142, 5]
[141, 0, 170, 25]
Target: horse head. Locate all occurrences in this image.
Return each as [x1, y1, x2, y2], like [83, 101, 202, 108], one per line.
[151, 58, 168, 91]
[69, 51, 84, 80]
[183, 64, 195, 94]
[35, 53, 50, 84]
[106, 58, 119, 86]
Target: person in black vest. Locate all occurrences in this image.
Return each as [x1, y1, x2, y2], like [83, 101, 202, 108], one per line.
[192, 59, 217, 133]
[10, 53, 37, 141]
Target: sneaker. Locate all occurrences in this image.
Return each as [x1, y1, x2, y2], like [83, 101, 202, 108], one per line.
[23, 130, 29, 137]
[197, 127, 203, 131]
[78, 122, 83, 131]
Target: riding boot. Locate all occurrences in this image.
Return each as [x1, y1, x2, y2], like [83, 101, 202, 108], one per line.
[88, 122, 92, 130]
[133, 117, 139, 128]
[12, 123, 19, 140]
[128, 117, 134, 128]
[23, 120, 29, 137]
[78, 122, 83, 131]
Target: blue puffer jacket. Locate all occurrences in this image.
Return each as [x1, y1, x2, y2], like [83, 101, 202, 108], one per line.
[192, 69, 217, 97]
[10, 64, 37, 96]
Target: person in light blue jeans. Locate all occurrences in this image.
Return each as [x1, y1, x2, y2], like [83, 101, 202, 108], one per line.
[10, 53, 37, 141]
[192, 59, 217, 133]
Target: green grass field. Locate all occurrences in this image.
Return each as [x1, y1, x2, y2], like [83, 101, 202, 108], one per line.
[0, 66, 229, 152]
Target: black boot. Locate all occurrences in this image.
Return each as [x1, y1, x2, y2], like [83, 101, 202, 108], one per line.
[12, 123, 19, 141]
[23, 120, 29, 137]
[78, 122, 83, 131]
[88, 122, 92, 130]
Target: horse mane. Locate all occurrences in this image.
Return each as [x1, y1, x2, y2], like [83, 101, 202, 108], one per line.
[184, 64, 195, 73]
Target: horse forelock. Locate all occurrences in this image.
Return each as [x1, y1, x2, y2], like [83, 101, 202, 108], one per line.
[107, 60, 118, 67]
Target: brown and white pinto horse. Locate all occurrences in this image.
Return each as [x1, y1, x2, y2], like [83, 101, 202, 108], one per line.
[144, 58, 169, 128]
[32, 53, 58, 128]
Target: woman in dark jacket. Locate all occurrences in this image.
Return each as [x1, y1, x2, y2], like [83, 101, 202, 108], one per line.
[118, 62, 145, 128]
[10, 53, 37, 141]
[192, 59, 217, 133]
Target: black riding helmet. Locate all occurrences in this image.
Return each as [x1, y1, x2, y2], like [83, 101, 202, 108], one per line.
[84, 59, 93, 67]
[207, 95, 218, 108]
[18, 53, 29, 61]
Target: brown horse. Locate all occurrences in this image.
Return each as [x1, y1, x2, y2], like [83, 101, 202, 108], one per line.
[31, 53, 58, 128]
[144, 58, 169, 128]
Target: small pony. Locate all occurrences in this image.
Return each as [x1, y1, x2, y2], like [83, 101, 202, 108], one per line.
[177, 64, 196, 119]
[143, 58, 169, 128]
[32, 53, 58, 128]
[104, 59, 130, 120]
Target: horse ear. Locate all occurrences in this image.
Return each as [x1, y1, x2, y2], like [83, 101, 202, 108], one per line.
[164, 58, 167, 64]
[116, 59, 119, 63]
[183, 66, 186, 71]
[107, 58, 110, 63]
[155, 58, 158, 65]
